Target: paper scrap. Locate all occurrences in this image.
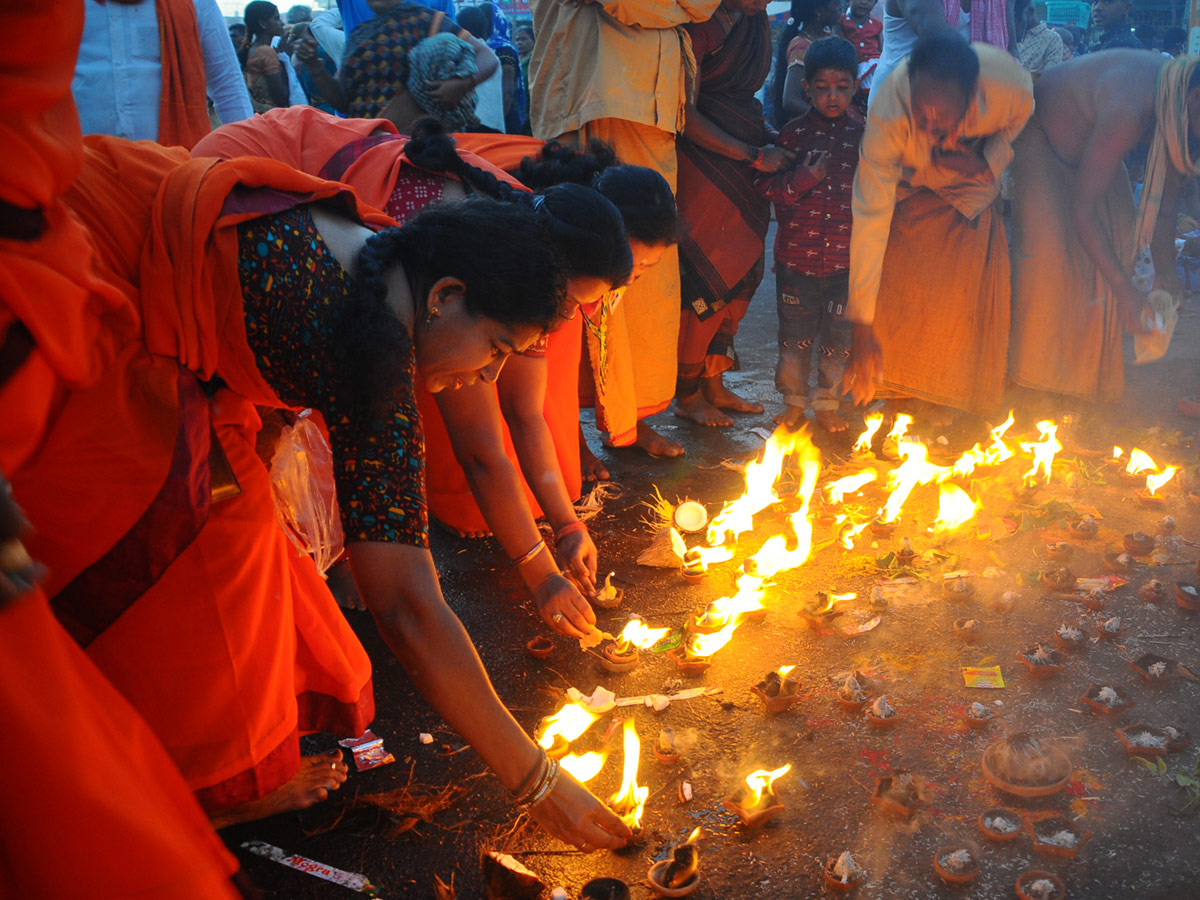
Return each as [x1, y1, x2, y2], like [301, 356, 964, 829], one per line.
[615, 686, 722, 707]
[419, 732, 434, 744]
[842, 615, 882, 637]
[962, 666, 1005, 689]
[242, 841, 378, 895]
[338, 730, 395, 772]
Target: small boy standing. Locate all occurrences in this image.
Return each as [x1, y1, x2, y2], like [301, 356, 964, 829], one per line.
[839, 0, 881, 94]
[756, 37, 862, 433]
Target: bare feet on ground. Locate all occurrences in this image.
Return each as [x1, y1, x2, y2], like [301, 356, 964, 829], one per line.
[702, 376, 764, 414]
[210, 751, 348, 829]
[773, 405, 806, 429]
[634, 421, 684, 457]
[674, 390, 733, 427]
[579, 425, 611, 481]
[814, 408, 849, 433]
[431, 517, 493, 540]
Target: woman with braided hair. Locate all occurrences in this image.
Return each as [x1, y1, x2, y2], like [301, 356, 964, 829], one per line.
[15, 135, 630, 850]
[195, 111, 677, 638]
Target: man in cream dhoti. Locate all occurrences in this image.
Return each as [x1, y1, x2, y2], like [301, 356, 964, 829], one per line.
[1009, 50, 1200, 405]
[528, 0, 719, 467]
[845, 31, 1033, 417]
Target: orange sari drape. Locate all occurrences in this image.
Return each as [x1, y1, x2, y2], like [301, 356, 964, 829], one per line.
[195, 108, 582, 534]
[155, 0, 212, 148]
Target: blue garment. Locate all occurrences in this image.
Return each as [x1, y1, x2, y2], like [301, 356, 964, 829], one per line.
[338, 0, 454, 37]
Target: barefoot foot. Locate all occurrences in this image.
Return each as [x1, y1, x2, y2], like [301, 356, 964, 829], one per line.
[814, 408, 850, 433]
[211, 751, 348, 829]
[701, 376, 764, 414]
[674, 390, 734, 427]
[634, 421, 684, 457]
[773, 405, 808, 428]
[579, 425, 611, 481]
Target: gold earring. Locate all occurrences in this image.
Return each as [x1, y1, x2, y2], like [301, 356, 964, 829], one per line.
[424, 306, 441, 330]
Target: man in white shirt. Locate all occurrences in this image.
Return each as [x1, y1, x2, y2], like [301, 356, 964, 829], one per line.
[73, 0, 252, 146]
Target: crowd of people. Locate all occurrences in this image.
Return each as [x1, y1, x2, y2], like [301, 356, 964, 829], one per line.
[4, 0, 1200, 894]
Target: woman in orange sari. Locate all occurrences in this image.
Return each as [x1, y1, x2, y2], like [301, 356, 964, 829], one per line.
[17, 135, 630, 851]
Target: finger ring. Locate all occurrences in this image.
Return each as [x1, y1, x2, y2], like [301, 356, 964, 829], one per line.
[552, 613, 563, 623]
[331, 762, 338, 770]
[579, 843, 589, 852]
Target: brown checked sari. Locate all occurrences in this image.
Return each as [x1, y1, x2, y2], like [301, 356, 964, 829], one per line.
[676, 11, 772, 383]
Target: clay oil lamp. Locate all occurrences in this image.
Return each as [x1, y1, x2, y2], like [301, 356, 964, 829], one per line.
[1068, 514, 1099, 540]
[1018, 644, 1064, 679]
[1015, 870, 1066, 900]
[653, 727, 681, 766]
[1024, 814, 1091, 861]
[593, 572, 624, 610]
[582, 879, 631, 900]
[1174, 581, 1200, 611]
[1044, 541, 1073, 562]
[1080, 683, 1135, 718]
[1102, 551, 1136, 575]
[668, 628, 729, 676]
[1054, 623, 1087, 653]
[535, 701, 599, 760]
[1124, 531, 1157, 555]
[978, 807, 1022, 842]
[981, 734, 1072, 798]
[1113, 724, 1186, 758]
[837, 673, 870, 712]
[864, 694, 902, 728]
[954, 617, 983, 643]
[1137, 464, 1178, 507]
[868, 515, 898, 538]
[798, 591, 854, 629]
[896, 537, 917, 568]
[933, 847, 980, 885]
[823, 852, 864, 893]
[1129, 652, 1180, 686]
[672, 501, 708, 535]
[964, 701, 996, 730]
[600, 619, 668, 674]
[1096, 615, 1122, 641]
[751, 665, 803, 714]
[1139, 578, 1167, 604]
[681, 549, 706, 584]
[942, 574, 975, 601]
[989, 590, 1021, 614]
[723, 764, 790, 828]
[1158, 515, 1177, 536]
[686, 601, 730, 636]
[1081, 588, 1107, 612]
[606, 719, 648, 841]
[1041, 564, 1077, 591]
[646, 828, 701, 898]
[870, 771, 920, 818]
[525, 636, 555, 660]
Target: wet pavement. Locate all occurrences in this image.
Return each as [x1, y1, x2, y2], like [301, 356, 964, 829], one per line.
[223, 232, 1200, 899]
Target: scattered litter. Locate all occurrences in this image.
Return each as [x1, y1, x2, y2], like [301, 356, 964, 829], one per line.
[566, 685, 617, 713]
[242, 841, 378, 895]
[981, 567, 1003, 579]
[937, 435, 949, 445]
[550, 889, 568, 900]
[749, 427, 774, 441]
[482, 851, 544, 900]
[646, 694, 671, 712]
[338, 730, 395, 772]
[574, 482, 623, 522]
[615, 686, 722, 707]
[842, 615, 882, 637]
[419, 732, 434, 745]
[962, 666, 1005, 689]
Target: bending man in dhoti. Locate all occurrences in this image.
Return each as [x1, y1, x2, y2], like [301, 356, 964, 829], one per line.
[1009, 50, 1200, 404]
[845, 31, 1033, 419]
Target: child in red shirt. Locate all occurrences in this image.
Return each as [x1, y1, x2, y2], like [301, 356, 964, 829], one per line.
[839, 0, 881, 93]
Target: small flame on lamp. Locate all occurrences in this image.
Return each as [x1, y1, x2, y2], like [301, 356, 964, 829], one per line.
[743, 764, 791, 808]
[536, 703, 598, 750]
[608, 719, 648, 830]
[985, 411, 1015, 465]
[853, 413, 884, 453]
[885, 414, 913, 446]
[825, 468, 878, 504]
[560, 752, 605, 783]
[618, 618, 670, 650]
[1126, 448, 1157, 476]
[1020, 420, 1061, 484]
[1146, 465, 1178, 496]
[1112, 446, 1123, 460]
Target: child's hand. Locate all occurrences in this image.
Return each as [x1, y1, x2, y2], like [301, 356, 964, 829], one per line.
[802, 149, 830, 183]
[753, 146, 796, 173]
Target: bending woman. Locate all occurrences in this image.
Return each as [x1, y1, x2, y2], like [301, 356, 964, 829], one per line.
[19, 136, 628, 850]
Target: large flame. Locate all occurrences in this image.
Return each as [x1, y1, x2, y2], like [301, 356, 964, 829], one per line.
[853, 413, 884, 453]
[536, 703, 598, 750]
[693, 545, 735, 568]
[985, 411, 1015, 465]
[618, 618, 670, 650]
[951, 443, 987, 478]
[560, 752, 605, 783]
[839, 519, 869, 550]
[748, 431, 822, 578]
[1126, 448, 1157, 476]
[1112, 446, 1123, 460]
[1146, 465, 1178, 496]
[706, 429, 804, 546]
[933, 483, 980, 532]
[878, 440, 950, 523]
[825, 468, 878, 504]
[608, 719, 648, 829]
[743, 764, 791, 807]
[688, 622, 738, 657]
[1020, 420, 1061, 484]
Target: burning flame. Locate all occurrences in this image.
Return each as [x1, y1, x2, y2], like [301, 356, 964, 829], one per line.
[618, 618, 669, 650]
[685, 826, 702, 844]
[693, 545, 734, 567]
[951, 443, 987, 478]
[814, 592, 856, 614]
[985, 411, 1015, 465]
[1126, 448, 1157, 476]
[688, 623, 737, 658]
[1020, 420, 1061, 484]
[608, 719, 648, 829]
[885, 414, 912, 447]
[743, 764, 791, 808]
[1112, 446, 1123, 460]
[878, 440, 950, 523]
[560, 752, 604, 783]
[748, 430, 822, 578]
[933, 483, 980, 532]
[839, 519, 869, 550]
[778, 665, 796, 678]
[706, 429, 805, 546]
[825, 468, 878, 504]
[536, 703, 598, 750]
[1146, 465, 1178, 496]
[853, 413, 884, 453]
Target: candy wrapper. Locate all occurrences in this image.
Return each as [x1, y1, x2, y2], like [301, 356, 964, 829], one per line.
[242, 841, 379, 895]
[962, 666, 1005, 689]
[338, 730, 395, 772]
